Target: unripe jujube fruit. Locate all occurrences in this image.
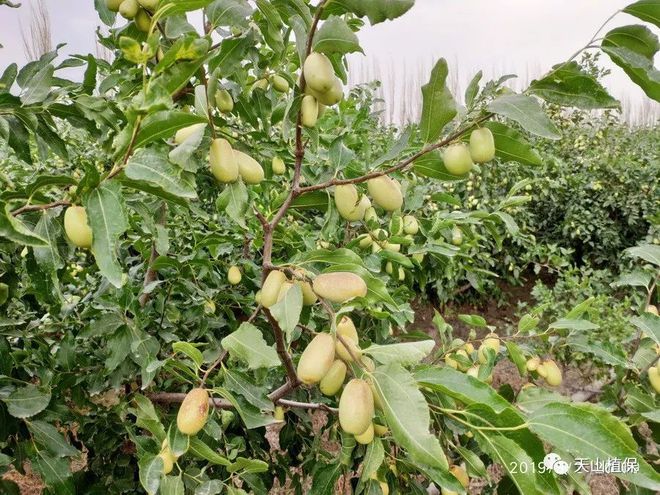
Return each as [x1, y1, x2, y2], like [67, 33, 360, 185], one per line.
[252, 78, 269, 91]
[228, 266, 241, 285]
[296, 333, 335, 384]
[64, 206, 93, 249]
[469, 127, 496, 163]
[451, 226, 463, 246]
[648, 366, 660, 393]
[106, 0, 122, 11]
[235, 150, 265, 184]
[403, 215, 419, 235]
[119, 0, 139, 19]
[335, 184, 369, 221]
[303, 52, 335, 93]
[215, 89, 234, 113]
[293, 270, 317, 306]
[441, 465, 469, 494]
[338, 379, 374, 435]
[272, 156, 286, 175]
[174, 123, 205, 144]
[478, 333, 500, 364]
[354, 422, 374, 445]
[177, 388, 210, 435]
[367, 176, 403, 211]
[542, 359, 562, 387]
[526, 356, 540, 371]
[443, 143, 474, 176]
[315, 78, 343, 106]
[137, 0, 159, 10]
[270, 74, 289, 93]
[134, 9, 151, 33]
[158, 440, 177, 474]
[373, 423, 389, 436]
[274, 406, 285, 421]
[646, 304, 659, 316]
[313, 272, 367, 303]
[210, 138, 239, 183]
[536, 363, 548, 378]
[301, 95, 319, 128]
[336, 316, 361, 362]
[0, 283, 8, 305]
[320, 360, 347, 396]
[260, 270, 287, 308]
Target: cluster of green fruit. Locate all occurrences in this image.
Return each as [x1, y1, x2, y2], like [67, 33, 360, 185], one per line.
[105, 0, 158, 32]
[301, 52, 344, 128]
[525, 356, 563, 387]
[443, 127, 496, 175]
[444, 334, 501, 383]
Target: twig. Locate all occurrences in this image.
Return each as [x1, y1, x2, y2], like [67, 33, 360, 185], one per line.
[11, 200, 70, 216]
[148, 392, 336, 412]
[138, 203, 167, 307]
[262, 308, 301, 389]
[200, 350, 227, 386]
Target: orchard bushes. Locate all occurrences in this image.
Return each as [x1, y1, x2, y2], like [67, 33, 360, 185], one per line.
[0, 0, 659, 494]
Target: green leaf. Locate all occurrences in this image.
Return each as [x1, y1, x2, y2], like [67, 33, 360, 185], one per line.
[28, 420, 78, 457]
[160, 476, 184, 495]
[623, 0, 660, 28]
[602, 25, 660, 101]
[529, 62, 619, 109]
[208, 35, 253, 74]
[2, 384, 51, 418]
[310, 462, 342, 495]
[529, 402, 660, 490]
[217, 180, 249, 229]
[32, 210, 64, 297]
[20, 64, 53, 105]
[414, 150, 466, 181]
[358, 438, 384, 483]
[33, 452, 74, 495]
[483, 122, 543, 165]
[188, 437, 231, 466]
[516, 386, 569, 414]
[328, 0, 414, 25]
[548, 318, 599, 331]
[372, 363, 448, 471]
[270, 283, 303, 342]
[290, 191, 329, 211]
[505, 341, 527, 376]
[487, 94, 561, 140]
[85, 182, 128, 288]
[134, 111, 208, 150]
[313, 15, 363, 55]
[227, 457, 269, 474]
[172, 341, 204, 368]
[0, 202, 49, 246]
[364, 340, 434, 366]
[567, 335, 630, 368]
[625, 244, 660, 266]
[223, 368, 273, 411]
[454, 445, 488, 479]
[419, 59, 457, 143]
[255, 0, 284, 52]
[221, 322, 280, 369]
[206, 0, 253, 27]
[630, 313, 660, 346]
[339, 430, 356, 466]
[457, 314, 488, 328]
[138, 454, 163, 495]
[159, 0, 214, 16]
[518, 314, 540, 333]
[166, 424, 190, 457]
[125, 148, 197, 200]
[213, 387, 275, 429]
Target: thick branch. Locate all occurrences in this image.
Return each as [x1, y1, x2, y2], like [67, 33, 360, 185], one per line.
[263, 308, 301, 389]
[12, 200, 70, 216]
[298, 113, 494, 195]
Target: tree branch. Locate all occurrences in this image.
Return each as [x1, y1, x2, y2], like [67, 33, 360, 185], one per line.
[11, 200, 70, 216]
[147, 392, 335, 412]
[263, 308, 301, 390]
[298, 113, 493, 195]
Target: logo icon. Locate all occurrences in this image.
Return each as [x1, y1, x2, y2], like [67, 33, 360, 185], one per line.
[543, 453, 570, 475]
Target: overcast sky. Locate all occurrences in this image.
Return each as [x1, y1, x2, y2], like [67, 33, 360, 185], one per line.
[0, 0, 657, 122]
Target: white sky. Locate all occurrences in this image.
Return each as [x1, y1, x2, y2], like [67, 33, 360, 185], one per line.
[0, 0, 658, 122]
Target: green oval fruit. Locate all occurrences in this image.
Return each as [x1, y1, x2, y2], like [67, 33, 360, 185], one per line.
[478, 333, 500, 364]
[336, 315, 359, 361]
[385, 261, 394, 275]
[443, 143, 473, 175]
[384, 242, 400, 253]
[313, 272, 367, 303]
[296, 333, 335, 384]
[367, 176, 403, 211]
[64, 206, 93, 249]
[301, 95, 319, 128]
[364, 207, 378, 223]
[320, 360, 347, 396]
[361, 356, 376, 372]
[210, 138, 239, 183]
[451, 226, 463, 246]
[261, 270, 287, 308]
[119, 0, 139, 18]
[354, 422, 374, 445]
[174, 123, 205, 144]
[469, 128, 495, 163]
[373, 423, 388, 436]
[335, 185, 369, 221]
[134, 8, 151, 32]
[451, 465, 470, 489]
[252, 78, 269, 91]
[177, 388, 209, 435]
[397, 267, 405, 281]
[338, 379, 374, 435]
[106, 0, 123, 11]
[274, 405, 285, 421]
[526, 356, 540, 371]
[292, 269, 317, 306]
[158, 449, 175, 474]
[316, 78, 343, 106]
[536, 363, 548, 378]
[402, 215, 419, 235]
[543, 359, 562, 387]
[271, 74, 290, 93]
[358, 234, 373, 249]
[646, 304, 659, 316]
[228, 265, 241, 285]
[0, 283, 8, 305]
[272, 156, 286, 175]
[215, 89, 234, 113]
[648, 366, 660, 393]
[137, 0, 159, 9]
[235, 150, 265, 185]
[303, 52, 335, 93]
